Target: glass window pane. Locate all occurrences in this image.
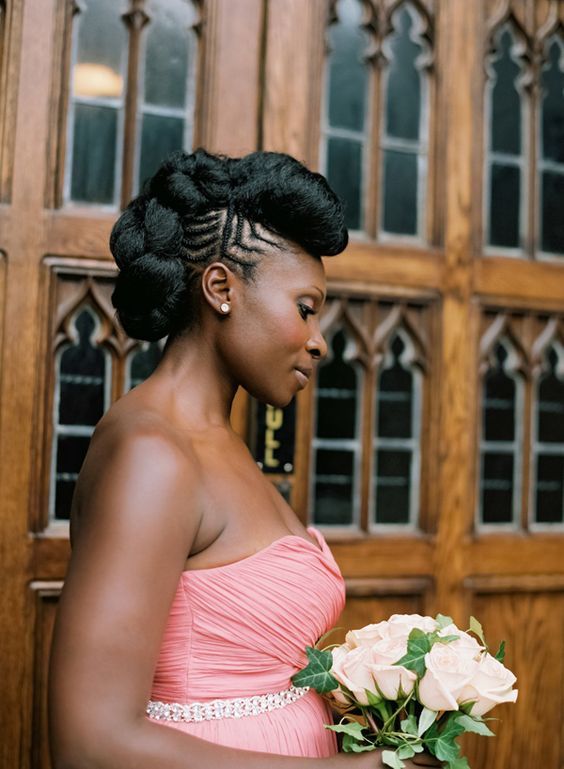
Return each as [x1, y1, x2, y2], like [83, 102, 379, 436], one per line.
[541, 171, 564, 254]
[480, 451, 514, 524]
[59, 310, 106, 425]
[541, 38, 564, 164]
[538, 352, 564, 443]
[74, 0, 125, 99]
[328, 0, 368, 131]
[128, 342, 163, 390]
[382, 150, 417, 235]
[326, 137, 363, 230]
[374, 449, 411, 524]
[535, 454, 564, 524]
[144, 0, 196, 109]
[377, 336, 413, 439]
[484, 347, 515, 442]
[490, 28, 522, 156]
[138, 114, 184, 191]
[489, 163, 520, 248]
[55, 435, 91, 520]
[316, 330, 357, 439]
[314, 449, 354, 526]
[71, 103, 118, 204]
[385, 7, 421, 141]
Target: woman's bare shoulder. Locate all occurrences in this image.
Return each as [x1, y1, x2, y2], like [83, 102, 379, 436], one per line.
[71, 395, 203, 540]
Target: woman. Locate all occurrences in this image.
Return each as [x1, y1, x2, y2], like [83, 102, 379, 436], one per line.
[48, 149, 440, 769]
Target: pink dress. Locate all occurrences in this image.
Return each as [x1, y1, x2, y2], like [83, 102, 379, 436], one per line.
[149, 526, 346, 757]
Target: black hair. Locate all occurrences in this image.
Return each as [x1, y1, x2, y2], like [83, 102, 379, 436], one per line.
[110, 148, 348, 342]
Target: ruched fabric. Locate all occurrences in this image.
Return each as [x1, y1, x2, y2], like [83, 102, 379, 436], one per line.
[149, 526, 346, 757]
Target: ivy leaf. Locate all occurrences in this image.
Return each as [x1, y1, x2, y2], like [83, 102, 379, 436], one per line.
[291, 646, 338, 693]
[325, 721, 370, 741]
[425, 713, 465, 763]
[342, 734, 376, 753]
[494, 640, 506, 662]
[455, 715, 495, 737]
[394, 629, 431, 677]
[400, 714, 418, 737]
[435, 614, 454, 629]
[382, 749, 406, 769]
[447, 756, 471, 769]
[469, 616, 487, 647]
[418, 707, 438, 737]
[398, 744, 416, 760]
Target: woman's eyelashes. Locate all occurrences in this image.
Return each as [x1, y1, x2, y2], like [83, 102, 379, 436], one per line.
[298, 302, 316, 320]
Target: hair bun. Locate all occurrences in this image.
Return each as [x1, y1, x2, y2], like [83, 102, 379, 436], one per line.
[111, 253, 189, 342]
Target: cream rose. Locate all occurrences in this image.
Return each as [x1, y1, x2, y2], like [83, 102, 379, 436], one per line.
[418, 641, 480, 711]
[368, 634, 417, 699]
[345, 622, 390, 649]
[331, 644, 378, 705]
[387, 614, 438, 639]
[457, 652, 518, 716]
[438, 623, 484, 657]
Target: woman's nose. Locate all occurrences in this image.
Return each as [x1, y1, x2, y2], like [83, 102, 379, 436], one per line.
[306, 329, 328, 361]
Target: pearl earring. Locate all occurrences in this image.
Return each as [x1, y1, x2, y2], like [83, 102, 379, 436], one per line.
[220, 302, 230, 314]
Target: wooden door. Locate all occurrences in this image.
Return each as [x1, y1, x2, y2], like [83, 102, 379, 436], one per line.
[257, 1, 564, 768]
[1, 1, 563, 768]
[0, 0, 263, 766]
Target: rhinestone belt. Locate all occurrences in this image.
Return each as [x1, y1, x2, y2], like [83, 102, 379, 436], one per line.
[147, 684, 310, 723]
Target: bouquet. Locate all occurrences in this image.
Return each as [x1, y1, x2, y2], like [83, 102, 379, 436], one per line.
[291, 614, 518, 769]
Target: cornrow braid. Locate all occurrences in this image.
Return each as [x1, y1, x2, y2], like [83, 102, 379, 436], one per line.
[110, 148, 348, 342]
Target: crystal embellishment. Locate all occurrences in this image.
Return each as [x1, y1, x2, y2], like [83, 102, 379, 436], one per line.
[146, 684, 310, 723]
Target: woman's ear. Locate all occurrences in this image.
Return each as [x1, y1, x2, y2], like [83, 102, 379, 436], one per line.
[200, 262, 236, 316]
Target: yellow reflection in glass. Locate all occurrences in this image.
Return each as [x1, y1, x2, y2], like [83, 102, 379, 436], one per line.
[74, 63, 123, 98]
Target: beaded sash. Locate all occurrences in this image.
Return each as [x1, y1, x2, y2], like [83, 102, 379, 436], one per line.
[146, 684, 310, 723]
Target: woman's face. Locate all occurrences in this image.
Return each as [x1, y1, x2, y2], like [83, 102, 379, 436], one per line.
[219, 244, 328, 408]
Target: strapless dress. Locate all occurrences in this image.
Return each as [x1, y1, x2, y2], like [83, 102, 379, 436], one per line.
[149, 526, 346, 757]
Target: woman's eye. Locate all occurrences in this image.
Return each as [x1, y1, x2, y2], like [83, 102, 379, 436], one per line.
[298, 303, 314, 320]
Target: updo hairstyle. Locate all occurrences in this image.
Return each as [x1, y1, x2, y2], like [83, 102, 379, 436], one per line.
[110, 148, 348, 342]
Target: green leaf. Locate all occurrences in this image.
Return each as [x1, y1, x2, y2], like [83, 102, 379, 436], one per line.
[425, 713, 465, 763]
[291, 646, 338, 693]
[325, 721, 369, 741]
[458, 700, 477, 715]
[455, 715, 495, 737]
[394, 629, 431, 677]
[494, 640, 506, 662]
[447, 756, 471, 769]
[435, 614, 454, 629]
[436, 634, 460, 644]
[397, 744, 416, 760]
[382, 749, 405, 769]
[469, 616, 487, 647]
[400, 714, 418, 737]
[418, 707, 438, 737]
[342, 733, 376, 753]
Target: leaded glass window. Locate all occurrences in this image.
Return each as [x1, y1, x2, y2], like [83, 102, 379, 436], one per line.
[478, 340, 523, 527]
[380, 3, 430, 239]
[485, 23, 527, 252]
[322, 0, 432, 241]
[311, 327, 362, 526]
[532, 345, 564, 527]
[539, 35, 564, 257]
[322, 0, 369, 231]
[51, 307, 111, 520]
[66, 0, 199, 206]
[136, 0, 198, 191]
[125, 340, 164, 390]
[68, 0, 127, 205]
[373, 333, 422, 527]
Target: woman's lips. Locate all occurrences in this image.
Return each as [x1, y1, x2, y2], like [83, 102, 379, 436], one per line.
[294, 368, 312, 388]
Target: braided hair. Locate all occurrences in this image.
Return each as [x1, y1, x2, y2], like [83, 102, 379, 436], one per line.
[110, 149, 348, 342]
